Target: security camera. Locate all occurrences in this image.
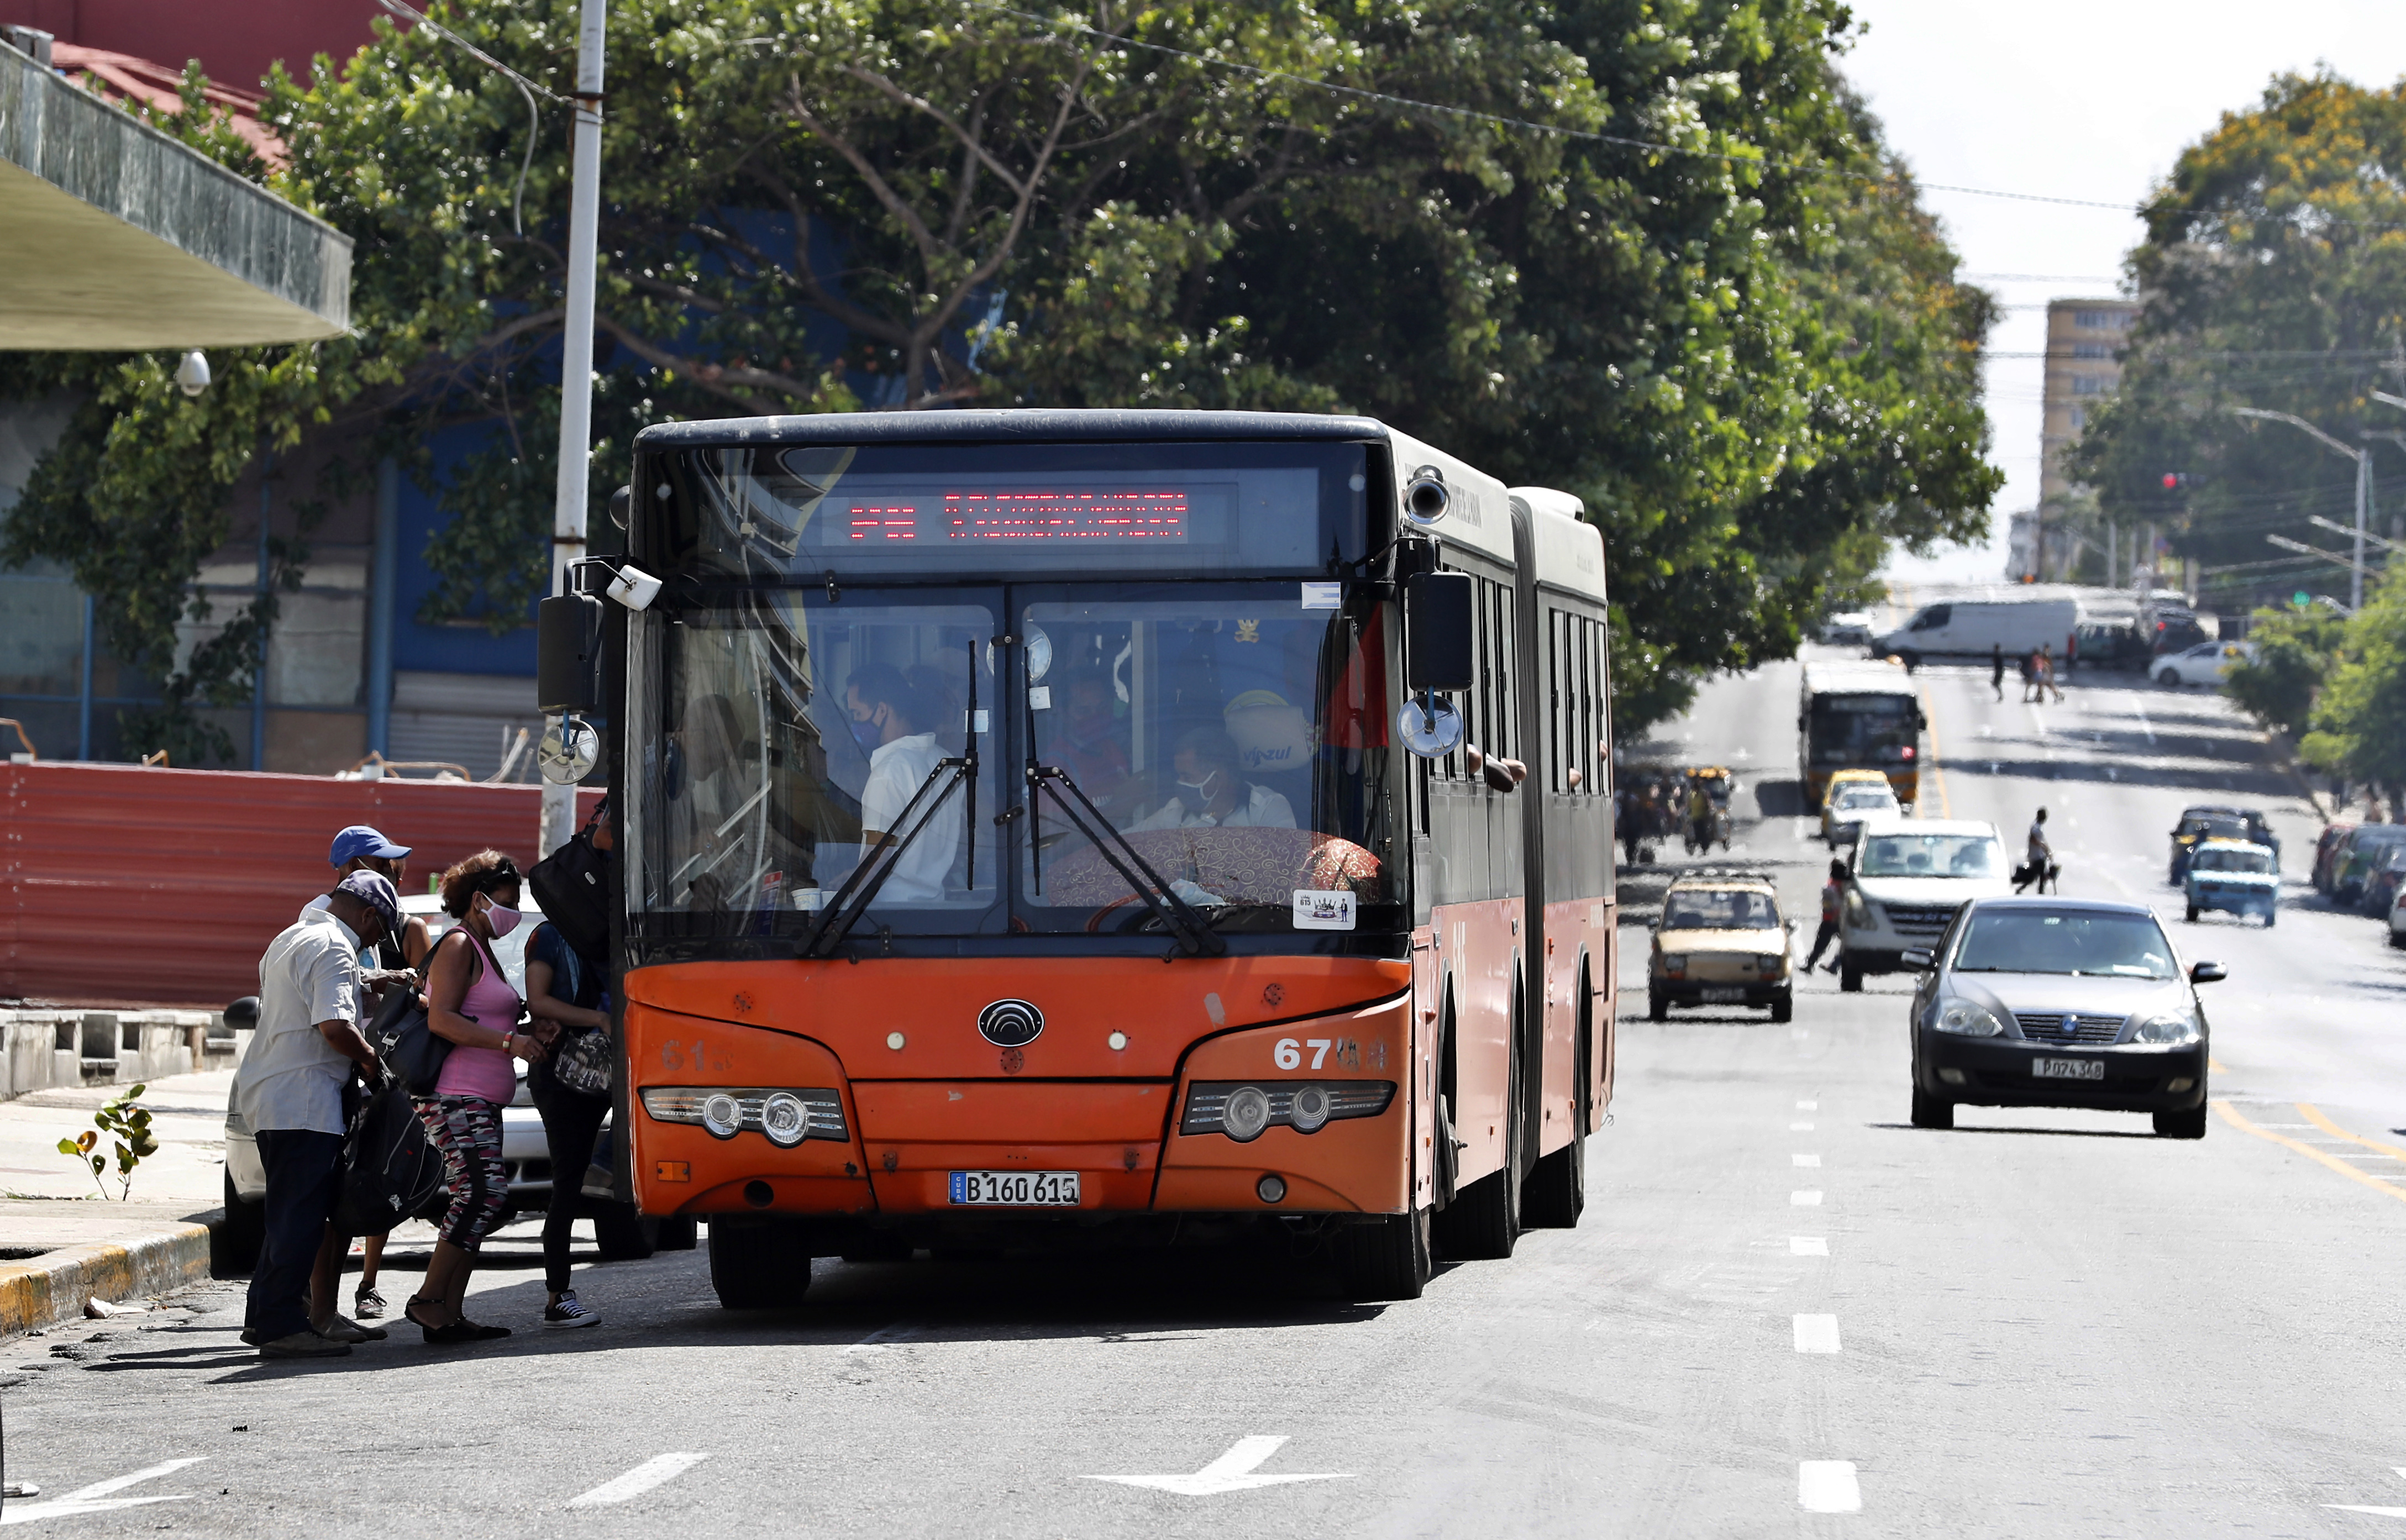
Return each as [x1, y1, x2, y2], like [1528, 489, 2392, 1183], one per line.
[174, 350, 211, 398]
[606, 563, 663, 612]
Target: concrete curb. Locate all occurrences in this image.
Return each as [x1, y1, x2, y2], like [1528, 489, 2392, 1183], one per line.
[0, 1210, 223, 1337]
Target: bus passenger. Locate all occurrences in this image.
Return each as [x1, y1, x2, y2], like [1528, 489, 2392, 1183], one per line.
[1130, 726, 1297, 831]
[845, 664, 960, 902]
[1051, 671, 1132, 811]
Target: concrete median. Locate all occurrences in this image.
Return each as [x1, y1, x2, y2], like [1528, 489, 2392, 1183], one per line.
[0, 1206, 225, 1337]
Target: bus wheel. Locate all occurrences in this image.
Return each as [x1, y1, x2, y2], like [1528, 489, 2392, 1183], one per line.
[1523, 1127, 1585, 1229]
[1333, 1207, 1432, 1301]
[592, 1201, 660, 1262]
[655, 1215, 700, 1252]
[708, 1218, 813, 1308]
[1434, 1053, 1522, 1261]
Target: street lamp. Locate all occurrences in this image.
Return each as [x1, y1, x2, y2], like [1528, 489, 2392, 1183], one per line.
[2229, 406, 2375, 610]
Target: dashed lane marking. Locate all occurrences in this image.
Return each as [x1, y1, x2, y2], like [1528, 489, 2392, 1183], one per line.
[1796, 1100, 1817, 1111]
[1791, 1122, 1815, 1132]
[1793, 1153, 1821, 1168]
[2216, 1102, 2406, 1208]
[2298, 1103, 2406, 1165]
[1085, 1437, 1352, 1496]
[1792, 1191, 1823, 1206]
[1791, 1237, 1828, 1257]
[568, 1453, 713, 1508]
[1793, 1315, 1841, 1353]
[1799, 1461, 1862, 1513]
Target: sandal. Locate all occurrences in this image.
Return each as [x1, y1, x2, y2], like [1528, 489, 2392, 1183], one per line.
[405, 1296, 480, 1345]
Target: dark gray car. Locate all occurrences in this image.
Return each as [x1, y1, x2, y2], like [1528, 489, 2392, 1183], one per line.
[1902, 897, 2222, 1138]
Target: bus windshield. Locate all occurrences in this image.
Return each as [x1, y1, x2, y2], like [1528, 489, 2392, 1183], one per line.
[1807, 692, 1918, 767]
[628, 581, 1402, 941]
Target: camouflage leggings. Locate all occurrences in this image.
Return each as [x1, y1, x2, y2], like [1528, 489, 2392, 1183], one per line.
[412, 1095, 508, 1250]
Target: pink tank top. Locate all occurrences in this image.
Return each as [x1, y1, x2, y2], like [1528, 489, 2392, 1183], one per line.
[434, 929, 522, 1105]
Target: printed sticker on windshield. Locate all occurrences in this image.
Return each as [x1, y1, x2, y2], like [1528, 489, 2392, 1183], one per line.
[1294, 890, 1357, 931]
[1300, 581, 1343, 610]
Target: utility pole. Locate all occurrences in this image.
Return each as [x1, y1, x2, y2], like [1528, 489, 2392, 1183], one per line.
[539, 0, 608, 859]
[2231, 406, 2372, 611]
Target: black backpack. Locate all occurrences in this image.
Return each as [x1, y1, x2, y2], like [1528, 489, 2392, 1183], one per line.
[529, 796, 611, 966]
[334, 1081, 448, 1237]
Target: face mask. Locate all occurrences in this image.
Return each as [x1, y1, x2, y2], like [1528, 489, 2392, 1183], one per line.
[1176, 770, 1222, 804]
[846, 711, 884, 755]
[481, 895, 522, 939]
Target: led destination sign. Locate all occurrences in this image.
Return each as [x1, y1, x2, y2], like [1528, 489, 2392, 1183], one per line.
[845, 489, 1191, 543]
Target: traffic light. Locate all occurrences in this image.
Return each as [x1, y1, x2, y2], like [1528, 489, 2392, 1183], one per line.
[2294, 591, 2312, 610]
[2161, 472, 2187, 490]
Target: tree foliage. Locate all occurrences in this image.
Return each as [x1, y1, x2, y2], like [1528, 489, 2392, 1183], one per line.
[2300, 565, 2406, 789]
[2224, 603, 2345, 739]
[0, 0, 2000, 755]
[2068, 73, 2406, 607]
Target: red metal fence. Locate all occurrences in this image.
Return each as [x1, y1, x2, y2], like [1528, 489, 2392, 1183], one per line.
[1, 761, 600, 1007]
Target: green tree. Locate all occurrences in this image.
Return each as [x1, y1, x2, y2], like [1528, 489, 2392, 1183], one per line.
[2225, 603, 2345, 738]
[2068, 72, 2406, 610]
[2301, 566, 2406, 789]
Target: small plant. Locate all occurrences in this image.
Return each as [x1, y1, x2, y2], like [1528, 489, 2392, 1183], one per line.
[56, 1084, 159, 1201]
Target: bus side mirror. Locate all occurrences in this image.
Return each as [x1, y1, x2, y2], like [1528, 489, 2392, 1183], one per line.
[1405, 571, 1474, 692]
[537, 593, 604, 715]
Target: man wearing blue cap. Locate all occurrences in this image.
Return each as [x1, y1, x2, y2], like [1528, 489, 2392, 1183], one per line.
[309, 826, 430, 979]
[235, 870, 400, 1358]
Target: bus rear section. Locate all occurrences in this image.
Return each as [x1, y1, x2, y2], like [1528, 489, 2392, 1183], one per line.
[1799, 665, 1924, 808]
[549, 409, 1612, 1306]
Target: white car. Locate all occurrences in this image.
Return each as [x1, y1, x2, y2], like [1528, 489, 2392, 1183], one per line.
[1837, 817, 2013, 992]
[1821, 612, 1875, 645]
[2155, 640, 2255, 687]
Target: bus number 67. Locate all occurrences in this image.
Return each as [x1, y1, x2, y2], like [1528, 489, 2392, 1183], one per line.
[1276, 1038, 1334, 1070]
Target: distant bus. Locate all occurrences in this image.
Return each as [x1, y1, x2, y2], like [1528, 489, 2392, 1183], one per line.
[1799, 663, 1924, 808]
[539, 409, 1616, 1307]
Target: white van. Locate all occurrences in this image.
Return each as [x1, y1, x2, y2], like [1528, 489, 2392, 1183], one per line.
[1871, 597, 2079, 671]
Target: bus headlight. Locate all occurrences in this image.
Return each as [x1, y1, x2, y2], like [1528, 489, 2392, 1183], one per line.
[701, 1093, 743, 1139]
[1289, 1084, 1333, 1134]
[1223, 1086, 1272, 1142]
[759, 1091, 812, 1147]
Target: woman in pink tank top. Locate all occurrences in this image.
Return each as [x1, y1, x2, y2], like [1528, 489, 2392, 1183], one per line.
[409, 849, 545, 1344]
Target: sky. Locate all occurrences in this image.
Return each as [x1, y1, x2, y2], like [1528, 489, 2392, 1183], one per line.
[1844, 0, 2406, 585]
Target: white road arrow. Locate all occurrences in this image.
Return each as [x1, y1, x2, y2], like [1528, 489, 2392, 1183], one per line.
[1084, 1437, 1351, 1496]
[2, 1458, 202, 1525]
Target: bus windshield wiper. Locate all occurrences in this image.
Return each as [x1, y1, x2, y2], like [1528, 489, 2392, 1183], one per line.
[796, 756, 967, 959]
[1028, 761, 1226, 958]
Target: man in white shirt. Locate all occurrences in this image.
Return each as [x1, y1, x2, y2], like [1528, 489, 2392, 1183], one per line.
[232, 870, 396, 1358]
[2016, 807, 2056, 893]
[1130, 726, 1298, 832]
[845, 665, 960, 905]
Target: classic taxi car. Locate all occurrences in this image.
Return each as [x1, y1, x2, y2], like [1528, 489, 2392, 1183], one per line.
[2183, 838, 2277, 927]
[1648, 869, 1794, 1023]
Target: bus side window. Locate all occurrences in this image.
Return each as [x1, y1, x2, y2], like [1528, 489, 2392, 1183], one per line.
[1550, 609, 1567, 792]
[1494, 582, 1513, 763]
[1473, 576, 1491, 770]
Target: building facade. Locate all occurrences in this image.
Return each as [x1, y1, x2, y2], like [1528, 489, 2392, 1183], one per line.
[2027, 297, 2139, 580]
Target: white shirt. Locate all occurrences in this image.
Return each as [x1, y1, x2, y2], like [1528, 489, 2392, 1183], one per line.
[1130, 782, 1297, 832]
[860, 731, 958, 904]
[232, 910, 363, 1136]
[300, 892, 382, 969]
[2027, 821, 2051, 862]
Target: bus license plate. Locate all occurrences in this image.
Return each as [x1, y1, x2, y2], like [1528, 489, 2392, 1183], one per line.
[949, 1171, 1080, 1206]
[2034, 1058, 2104, 1081]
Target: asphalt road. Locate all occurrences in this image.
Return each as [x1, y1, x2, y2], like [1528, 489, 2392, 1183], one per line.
[8, 647, 2406, 1537]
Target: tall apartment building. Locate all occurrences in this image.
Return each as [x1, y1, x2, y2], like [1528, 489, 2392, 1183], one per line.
[2020, 297, 2140, 580]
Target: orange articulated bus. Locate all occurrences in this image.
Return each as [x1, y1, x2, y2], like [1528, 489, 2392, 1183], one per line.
[540, 410, 1616, 1304]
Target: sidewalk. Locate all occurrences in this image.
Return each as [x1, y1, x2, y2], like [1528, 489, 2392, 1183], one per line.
[0, 1068, 235, 1336]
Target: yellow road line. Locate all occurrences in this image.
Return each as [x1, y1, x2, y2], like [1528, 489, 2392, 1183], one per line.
[2214, 1100, 2406, 1207]
[2297, 1102, 2406, 1162]
[2208, 1055, 2227, 1075]
[1915, 682, 1952, 818]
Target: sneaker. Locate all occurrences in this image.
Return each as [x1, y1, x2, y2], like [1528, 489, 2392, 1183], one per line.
[353, 1285, 387, 1320]
[257, 1330, 351, 1359]
[313, 1312, 387, 1344]
[543, 1292, 601, 1329]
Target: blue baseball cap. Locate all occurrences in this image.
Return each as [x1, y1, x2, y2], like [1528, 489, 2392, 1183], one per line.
[329, 825, 411, 868]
